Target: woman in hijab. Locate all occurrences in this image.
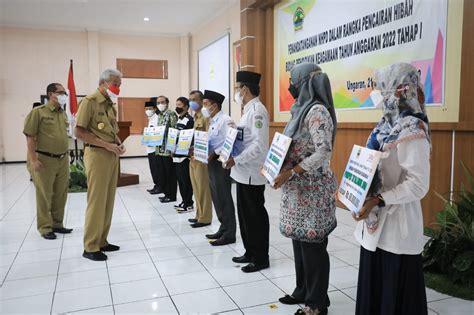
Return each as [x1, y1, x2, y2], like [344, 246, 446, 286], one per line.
[273, 62, 337, 315]
[353, 63, 430, 315]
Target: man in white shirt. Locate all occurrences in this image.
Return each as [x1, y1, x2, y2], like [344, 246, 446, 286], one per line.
[224, 71, 270, 272]
[202, 90, 237, 246]
[144, 99, 161, 195]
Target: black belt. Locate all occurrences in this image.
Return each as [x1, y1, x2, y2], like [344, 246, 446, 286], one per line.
[36, 150, 67, 159]
[85, 144, 101, 148]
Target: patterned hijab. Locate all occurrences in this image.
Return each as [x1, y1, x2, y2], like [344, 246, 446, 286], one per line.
[283, 62, 337, 144]
[367, 62, 431, 153]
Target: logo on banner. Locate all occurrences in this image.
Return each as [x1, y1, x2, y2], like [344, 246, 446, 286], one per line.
[294, 7, 305, 31]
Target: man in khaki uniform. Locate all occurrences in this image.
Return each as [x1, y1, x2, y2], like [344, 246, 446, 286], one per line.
[75, 69, 126, 261]
[188, 90, 213, 228]
[24, 83, 73, 240]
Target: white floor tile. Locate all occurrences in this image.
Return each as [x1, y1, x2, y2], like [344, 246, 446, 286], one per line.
[429, 297, 474, 315]
[52, 285, 112, 314]
[148, 245, 194, 262]
[224, 280, 284, 308]
[242, 302, 300, 314]
[0, 275, 57, 300]
[209, 265, 266, 287]
[425, 287, 452, 302]
[108, 262, 158, 284]
[7, 260, 59, 280]
[327, 290, 356, 315]
[329, 265, 359, 289]
[106, 249, 152, 268]
[161, 270, 219, 295]
[69, 306, 115, 314]
[172, 287, 238, 314]
[14, 247, 62, 265]
[331, 246, 361, 266]
[114, 296, 178, 314]
[59, 257, 106, 274]
[155, 256, 205, 276]
[260, 257, 295, 279]
[0, 293, 53, 314]
[56, 269, 109, 292]
[111, 278, 168, 305]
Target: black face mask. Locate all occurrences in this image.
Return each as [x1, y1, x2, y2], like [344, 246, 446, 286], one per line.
[175, 107, 184, 115]
[288, 84, 299, 99]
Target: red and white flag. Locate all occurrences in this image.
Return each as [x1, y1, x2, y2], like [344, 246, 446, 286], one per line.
[67, 59, 78, 138]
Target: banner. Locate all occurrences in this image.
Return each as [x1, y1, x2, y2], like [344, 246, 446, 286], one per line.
[166, 128, 179, 152]
[175, 129, 194, 155]
[148, 126, 166, 147]
[338, 145, 382, 213]
[261, 132, 292, 186]
[275, 0, 447, 115]
[218, 127, 238, 163]
[194, 131, 209, 164]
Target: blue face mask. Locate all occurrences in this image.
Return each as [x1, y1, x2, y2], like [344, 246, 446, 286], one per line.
[190, 101, 200, 111]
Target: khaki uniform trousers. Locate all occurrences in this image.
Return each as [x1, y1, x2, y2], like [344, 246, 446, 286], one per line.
[83, 147, 119, 252]
[189, 159, 212, 224]
[30, 154, 69, 235]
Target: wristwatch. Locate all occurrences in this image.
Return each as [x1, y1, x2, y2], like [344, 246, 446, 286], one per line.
[377, 194, 386, 207]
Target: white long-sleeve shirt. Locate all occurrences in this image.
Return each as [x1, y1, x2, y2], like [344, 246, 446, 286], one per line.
[354, 137, 431, 255]
[145, 113, 159, 154]
[208, 110, 236, 155]
[231, 98, 269, 186]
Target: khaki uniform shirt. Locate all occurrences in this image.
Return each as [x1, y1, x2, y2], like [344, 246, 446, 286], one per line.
[75, 89, 118, 143]
[193, 111, 209, 132]
[23, 101, 69, 154]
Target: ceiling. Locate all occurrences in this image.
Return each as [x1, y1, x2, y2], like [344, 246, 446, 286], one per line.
[0, 0, 238, 36]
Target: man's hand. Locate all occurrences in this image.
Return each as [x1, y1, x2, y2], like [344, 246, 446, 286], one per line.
[106, 143, 123, 156]
[223, 157, 235, 169]
[273, 170, 292, 189]
[208, 152, 218, 162]
[117, 144, 126, 156]
[31, 159, 44, 172]
[352, 197, 379, 221]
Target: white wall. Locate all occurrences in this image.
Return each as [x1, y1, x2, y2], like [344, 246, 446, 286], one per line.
[0, 27, 184, 161]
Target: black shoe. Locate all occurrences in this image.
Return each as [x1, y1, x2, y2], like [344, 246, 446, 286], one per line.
[177, 205, 194, 213]
[191, 222, 211, 228]
[232, 255, 252, 264]
[210, 237, 236, 246]
[160, 197, 176, 203]
[205, 232, 222, 240]
[83, 251, 107, 261]
[294, 307, 328, 315]
[42, 232, 57, 240]
[52, 227, 73, 234]
[241, 261, 269, 273]
[188, 218, 198, 223]
[148, 188, 162, 195]
[174, 202, 185, 210]
[100, 244, 120, 252]
[279, 294, 304, 305]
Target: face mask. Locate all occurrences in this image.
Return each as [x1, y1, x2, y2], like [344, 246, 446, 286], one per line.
[106, 90, 118, 103]
[189, 101, 200, 112]
[56, 94, 68, 106]
[370, 90, 385, 109]
[157, 104, 167, 112]
[145, 109, 155, 117]
[107, 83, 120, 96]
[234, 91, 243, 106]
[288, 84, 299, 99]
[175, 107, 184, 115]
[202, 106, 211, 118]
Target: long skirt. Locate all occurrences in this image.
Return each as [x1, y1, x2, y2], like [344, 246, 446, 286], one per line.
[356, 246, 428, 315]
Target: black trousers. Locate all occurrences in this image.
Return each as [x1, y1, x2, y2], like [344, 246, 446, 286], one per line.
[236, 183, 269, 263]
[207, 159, 236, 241]
[356, 247, 428, 315]
[175, 159, 193, 207]
[292, 238, 331, 311]
[156, 155, 177, 199]
[147, 152, 161, 189]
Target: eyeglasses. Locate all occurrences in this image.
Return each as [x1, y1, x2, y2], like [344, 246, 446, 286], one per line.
[55, 91, 68, 96]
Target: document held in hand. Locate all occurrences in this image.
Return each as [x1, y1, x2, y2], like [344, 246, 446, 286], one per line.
[142, 126, 166, 147]
[165, 128, 179, 152]
[218, 127, 238, 163]
[193, 130, 209, 164]
[338, 145, 382, 214]
[261, 132, 292, 186]
[175, 129, 194, 156]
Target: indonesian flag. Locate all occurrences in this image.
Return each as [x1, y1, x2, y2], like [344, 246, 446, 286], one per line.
[67, 59, 78, 138]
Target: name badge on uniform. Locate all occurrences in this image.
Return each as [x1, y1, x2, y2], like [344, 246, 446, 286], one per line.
[98, 122, 105, 130]
[237, 127, 244, 141]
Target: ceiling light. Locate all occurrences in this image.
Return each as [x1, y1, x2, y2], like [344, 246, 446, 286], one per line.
[144, 17, 150, 21]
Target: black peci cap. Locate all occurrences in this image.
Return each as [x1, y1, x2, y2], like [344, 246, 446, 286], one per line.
[203, 90, 225, 105]
[236, 71, 261, 85]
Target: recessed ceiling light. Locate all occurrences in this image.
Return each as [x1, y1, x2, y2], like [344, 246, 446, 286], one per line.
[144, 17, 150, 21]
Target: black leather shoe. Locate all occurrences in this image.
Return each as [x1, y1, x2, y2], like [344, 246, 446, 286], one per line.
[42, 232, 56, 240]
[205, 232, 222, 240]
[100, 244, 120, 252]
[191, 222, 211, 228]
[241, 261, 269, 273]
[210, 237, 236, 246]
[160, 197, 176, 203]
[148, 188, 162, 195]
[83, 251, 107, 261]
[188, 218, 198, 223]
[279, 294, 304, 305]
[232, 255, 252, 264]
[52, 227, 73, 234]
[294, 307, 327, 315]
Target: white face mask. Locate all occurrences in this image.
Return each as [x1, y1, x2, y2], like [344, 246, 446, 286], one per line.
[157, 104, 167, 112]
[370, 90, 384, 109]
[202, 107, 211, 118]
[107, 90, 118, 104]
[234, 91, 243, 107]
[145, 109, 155, 117]
[56, 94, 68, 106]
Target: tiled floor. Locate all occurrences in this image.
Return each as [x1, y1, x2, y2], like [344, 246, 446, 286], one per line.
[0, 158, 472, 314]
